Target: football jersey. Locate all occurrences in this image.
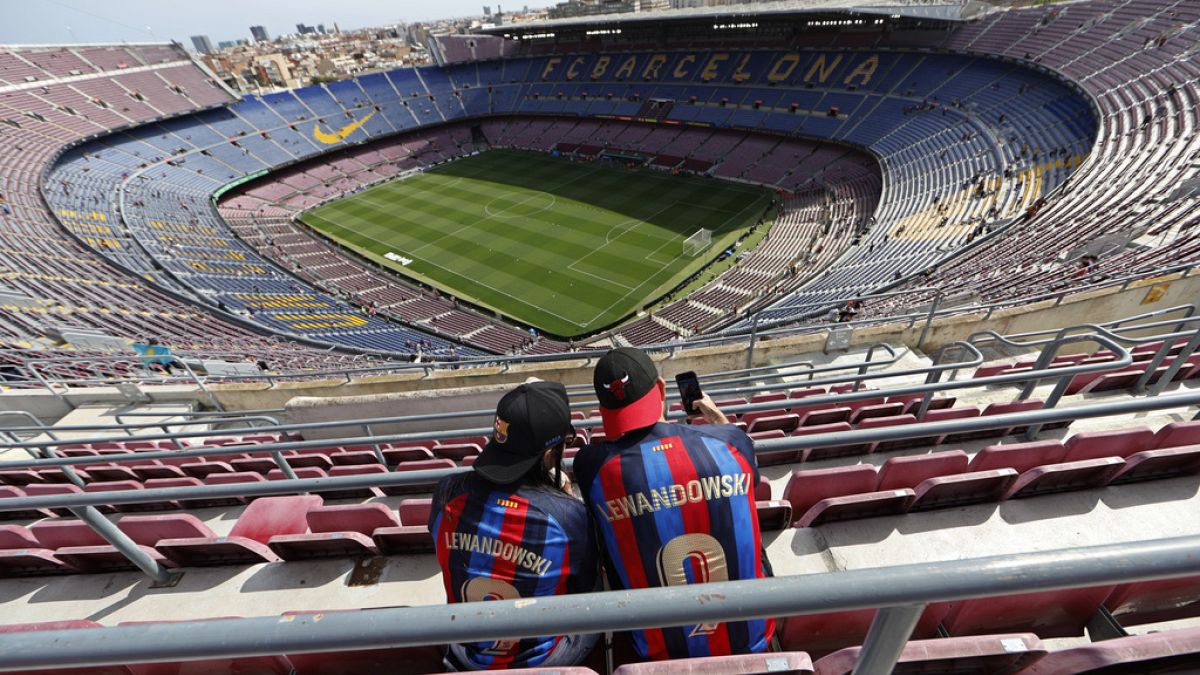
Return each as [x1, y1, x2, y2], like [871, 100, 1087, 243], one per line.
[573, 422, 774, 661]
[430, 472, 598, 670]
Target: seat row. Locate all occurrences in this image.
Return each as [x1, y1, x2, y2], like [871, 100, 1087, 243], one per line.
[782, 421, 1200, 527]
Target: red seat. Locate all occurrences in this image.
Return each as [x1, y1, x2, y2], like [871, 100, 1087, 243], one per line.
[746, 412, 801, 434]
[783, 465, 876, 527]
[614, 651, 813, 673]
[142, 477, 204, 510]
[877, 451, 968, 491]
[180, 461, 236, 479]
[30, 519, 108, 549]
[849, 402, 905, 425]
[940, 584, 1116, 637]
[381, 446, 435, 466]
[858, 414, 921, 453]
[0, 469, 47, 486]
[910, 469, 1019, 511]
[320, 465, 384, 500]
[793, 422, 863, 462]
[1111, 444, 1200, 484]
[795, 406, 852, 427]
[268, 503, 400, 560]
[751, 392, 789, 404]
[781, 606, 944, 658]
[52, 514, 203, 574]
[0, 621, 130, 674]
[813, 633, 1045, 675]
[387, 458, 457, 494]
[968, 440, 1065, 474]
[1019, 626, 1200, 674]
[912, 406, 979, 445]
[1061, 428, 1155, 462]
[22, 483, 84, 516]
[0, 486, 53, 521]
[83, 481, 160, 514]
[756, 500, 793, 531]
[196, 472, 267, 508]
[280, 608, 444, 674]
[0, 524, 73, 577]
[1153, 421, 1200, 449]
[1002, 457, 1124, 499]
[373, 498, 434, 553]
[432, 443, 482, 462]
[1103, 573, 1200, 626]
[156, 495, 323, 566]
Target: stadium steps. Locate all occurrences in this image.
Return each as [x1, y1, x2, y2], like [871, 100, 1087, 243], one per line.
[649, 314, 688, 337]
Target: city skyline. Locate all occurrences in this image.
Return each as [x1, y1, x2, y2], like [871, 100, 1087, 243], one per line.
[0, 0, 545, 47]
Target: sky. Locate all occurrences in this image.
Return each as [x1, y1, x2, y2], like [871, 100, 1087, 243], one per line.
[0, 0, 548, 47]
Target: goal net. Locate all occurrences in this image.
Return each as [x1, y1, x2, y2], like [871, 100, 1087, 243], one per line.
[682, 228, 713, 257]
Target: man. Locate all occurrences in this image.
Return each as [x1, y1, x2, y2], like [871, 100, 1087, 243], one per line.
[430, 381, 599, 670]
[573, 347, 775, 661]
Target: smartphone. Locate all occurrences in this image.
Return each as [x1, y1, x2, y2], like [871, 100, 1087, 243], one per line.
[675, 371, 703, 416]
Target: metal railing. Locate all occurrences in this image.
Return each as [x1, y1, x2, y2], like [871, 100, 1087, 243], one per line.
[2, 388, 1198, 587]
[0, 535, 1197, 673]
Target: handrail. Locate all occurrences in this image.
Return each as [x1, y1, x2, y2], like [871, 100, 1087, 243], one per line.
[0, 333, 1125, 456]
[23, 354, 224, 411]
[0, 535, 1197, 672]
[4, 387, 1197, 511]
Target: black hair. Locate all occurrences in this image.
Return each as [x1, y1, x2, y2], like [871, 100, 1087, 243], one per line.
[519, 442, 566, 491]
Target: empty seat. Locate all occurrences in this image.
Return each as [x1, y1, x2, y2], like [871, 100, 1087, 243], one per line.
[387, 459, 457, 494]
[321, 465, 384, 499]
[0, 524, 72, 577]
[433, 443, 482, 462]
[1111, 444, 1200, 484]
[156, 495, 323, 566]
[909, 469, 1018, 511]
[1002, 457, 1124, 499]
[1020, 626, 1200, 674]
[939, 584, 1116, 637]
[1061, 428, 1155, 462]
[858, 414, 920, 453]
[0, 486, 53, 521]
[195, 472, 267, 508]
[373, 498, 434, 553]
[52, 514, 200, 574]
[792, 423, 861, 462]
[968, 441, 1065, 474]
[813, 633, 1046, 675]
[268, 503, 401, 560]
[783, 465, 877, 527]
[22, 484, 84, 516]
[877, 451, 969, 491]
[1103, 573, 1200, 626]
[614, 651, 813, 673]
[83, 481, 158, 514]
[1153, 421, 1200, 449]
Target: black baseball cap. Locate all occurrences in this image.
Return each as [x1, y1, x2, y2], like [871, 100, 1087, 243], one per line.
[474, 381, 573, 484]
[593, 347, 663, 439]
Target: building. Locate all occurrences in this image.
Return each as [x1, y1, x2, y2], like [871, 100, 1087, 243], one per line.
[190, 35, 215, 55]
[250, 25, 270, 42]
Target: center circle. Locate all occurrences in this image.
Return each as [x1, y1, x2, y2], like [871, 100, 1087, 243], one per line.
[483, 192, 557, 219]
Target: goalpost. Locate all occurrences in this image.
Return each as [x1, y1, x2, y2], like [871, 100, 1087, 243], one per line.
[682, 228, 713, 257]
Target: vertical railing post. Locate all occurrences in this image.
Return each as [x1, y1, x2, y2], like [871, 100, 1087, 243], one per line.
[746, 315, 760, 369]
[851, 604, 925, 675]
[1148, 330, 1200, 397]
[916, 290, 941, 351]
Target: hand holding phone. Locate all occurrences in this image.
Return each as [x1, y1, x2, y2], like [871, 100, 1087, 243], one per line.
[675, 371, 703, 416]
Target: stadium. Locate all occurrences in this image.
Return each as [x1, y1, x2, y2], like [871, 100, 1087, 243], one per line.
[0, 0, 1198, 671]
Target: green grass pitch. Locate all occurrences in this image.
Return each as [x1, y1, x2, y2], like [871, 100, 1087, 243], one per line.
[300, 149, 773, 338]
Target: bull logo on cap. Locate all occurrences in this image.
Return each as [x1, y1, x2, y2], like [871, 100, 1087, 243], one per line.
[493, 416, 510, 444]
[604, 373, 631, 401]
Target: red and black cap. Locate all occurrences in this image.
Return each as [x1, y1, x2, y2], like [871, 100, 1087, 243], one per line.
[475, 381, 572, 484]
[593, 347, 663, 439]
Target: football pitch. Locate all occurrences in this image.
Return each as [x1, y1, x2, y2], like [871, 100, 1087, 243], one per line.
[300, 149, 772, 338]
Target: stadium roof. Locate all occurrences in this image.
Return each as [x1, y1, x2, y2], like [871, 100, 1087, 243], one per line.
[480, 0, 993, 35]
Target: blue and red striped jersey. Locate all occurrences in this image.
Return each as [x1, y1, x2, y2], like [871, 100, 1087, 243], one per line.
[573, 422, 774, 661]
[430, 472, 598, 670]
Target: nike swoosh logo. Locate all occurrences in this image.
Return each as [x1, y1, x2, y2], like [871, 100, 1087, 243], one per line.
[312, 110, 377, 145]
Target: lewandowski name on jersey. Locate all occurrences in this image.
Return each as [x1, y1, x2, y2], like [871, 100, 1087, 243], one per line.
[596, 471, 754, 523]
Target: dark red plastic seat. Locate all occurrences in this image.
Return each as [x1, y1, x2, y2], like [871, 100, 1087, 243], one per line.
[1019, 625, 1200, 674]
[1002, 457, 1124, 499]
[614, 651, 813, 673]
[372, 498, 434, 553]
[813, 633, 1045, 675]
[939, 584, 1116, 637]
[268, 503, 400, 560]
[0, 524, 73, 577]
[1061, 428, 1155, 462]
[156, 495, 323, 566]
[280, 608, 444, 674]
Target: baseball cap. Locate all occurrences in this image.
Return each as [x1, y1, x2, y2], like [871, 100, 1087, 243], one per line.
[593, 347, 663, 439]
[474, 381, 573, 484]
